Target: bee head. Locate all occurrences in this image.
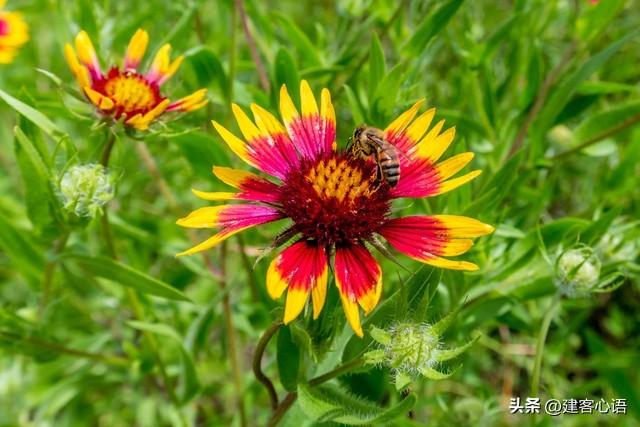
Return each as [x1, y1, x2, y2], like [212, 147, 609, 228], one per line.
[353, 124, 367, 140]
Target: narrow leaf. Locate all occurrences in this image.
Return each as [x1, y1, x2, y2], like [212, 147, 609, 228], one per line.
[64, 254, 190, 301]
[404, 0, 465, 55]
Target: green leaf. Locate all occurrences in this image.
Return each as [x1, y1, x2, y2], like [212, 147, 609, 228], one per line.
[185, 47, 227, 99]
[404, 0, 465, 55]
[0, 212, 44, 285]
[463, 151, 523, 216]
[532, 30, 639, 147]
[573, 100, 640, 146]
[277, 325, 301, 392]
[576, 0, 626, 43]
[14, 126, 64, 235]
[577, 81, 638, 95]
[274, 48, 301, 105]
[127, 321, 200, 403]
[171, 131, 230, 180]
[272, 13, 322, 67]
[372, 63, 404, 123]
[63, 254, 190, 301]
[177, 345, 201, 403]
[343, 84, 365, 127]
[297, 383, 417, 425]
[368, 33, 385, 96]
[127, 321, 183, 341]
[0, 89, 68, 142]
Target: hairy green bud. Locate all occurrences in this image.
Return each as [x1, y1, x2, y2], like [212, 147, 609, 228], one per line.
[555, 245, 601, 297]
[364, 316, 478, 390]
[59, 164, 115, 219]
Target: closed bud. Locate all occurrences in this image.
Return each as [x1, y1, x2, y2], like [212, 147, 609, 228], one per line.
[364, 317, 478, 390]
[555, 245, 601, 297]
[59, 164, 115, 219]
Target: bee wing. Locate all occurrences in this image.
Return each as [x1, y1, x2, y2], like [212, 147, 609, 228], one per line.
[369, 133, 411, 162]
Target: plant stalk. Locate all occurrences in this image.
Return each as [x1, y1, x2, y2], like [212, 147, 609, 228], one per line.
[40, 231, 70, 313]
[99, 131, 180, 407]
[253, 320, 282, 410]
[530, 295, 560, 396]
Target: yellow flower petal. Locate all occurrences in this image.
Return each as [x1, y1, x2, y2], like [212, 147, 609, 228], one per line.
[311, 265, 328, 319]
[211, 121, 253, 167]
[191, 189, 237, 201]
[435, 170, 482, 196]
[300, 80, 318, 117]
[211, 166, 259, 188]
[284, 288, 309, 324]
[340, 293, 363, 337]
[83, 87, 114, 110]
[435, 152, 475, 181]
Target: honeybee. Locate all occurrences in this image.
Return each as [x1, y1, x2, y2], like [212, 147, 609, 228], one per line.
[349, 125, 401, 187]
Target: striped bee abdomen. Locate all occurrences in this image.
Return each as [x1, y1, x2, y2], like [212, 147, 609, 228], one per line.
[377, 144, 400, 187]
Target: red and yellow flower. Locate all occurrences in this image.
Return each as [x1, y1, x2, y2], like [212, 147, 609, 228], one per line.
[0, 0, 28, 64]
[177, 81, 494, 337]
[64, 29, 207, 130]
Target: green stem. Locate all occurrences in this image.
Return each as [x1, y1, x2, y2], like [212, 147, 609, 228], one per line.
[237, 234, 259, 302]
[267, 358, 365, 426]
[530, 295, 560, 396]
[0, 331, 129, 366]
[308, 358, 364, 387]
[220, 241, 247, 426]
[40, 232, 70, 313]
[234, 0, 270, 93]
[227, 0, 238, 108]
[549, 112, 640, 161]
[99, 131, 180, 407]
[253, 320, 282, 410]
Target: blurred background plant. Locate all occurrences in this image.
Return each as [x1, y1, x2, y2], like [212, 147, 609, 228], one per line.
[0, 0, 638, 426]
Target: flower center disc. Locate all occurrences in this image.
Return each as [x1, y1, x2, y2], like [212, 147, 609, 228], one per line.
[97, 68, 162, 117]
[280, 153, 391, 246]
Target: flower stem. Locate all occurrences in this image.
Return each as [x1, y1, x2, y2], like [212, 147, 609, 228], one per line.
[267, 358, 365, 426]
[507, 43, 576, 158]
[40, 231, 70, 314]
[227, 0, 237, 107]
[220, 241, 248, 426]
[549, 112, 640, 161]
[530, 295, 560, 396]
[237, 234, 259, 301]
[0, 330, 129, 366]
[308, 357, 364, 387]
[234, 0, 270, 93]
[253, 320, 282, 410]
[99, 131, 180, 408]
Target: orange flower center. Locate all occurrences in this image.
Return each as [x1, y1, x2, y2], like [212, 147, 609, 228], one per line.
[92, 68, 164, 118]
[103, 72, 157, 113]
[306, 157, 375, 203]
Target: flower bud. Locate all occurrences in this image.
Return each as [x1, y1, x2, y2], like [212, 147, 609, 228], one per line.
[555, 245, 601, 297]
[59, 164, 115, 219]
[364, 315, 478, 390]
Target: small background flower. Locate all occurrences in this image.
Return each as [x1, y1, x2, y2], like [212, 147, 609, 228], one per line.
[64, 29, 208, 130]
[0, 0, 28, 64]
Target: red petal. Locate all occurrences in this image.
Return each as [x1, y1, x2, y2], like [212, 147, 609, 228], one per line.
[334, 244, 382, 337]
[267, 241, 329, 323]
[379, 216, 493, 271]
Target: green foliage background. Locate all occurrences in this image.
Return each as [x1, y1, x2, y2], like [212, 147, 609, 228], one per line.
[1, 0, 639, 425]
